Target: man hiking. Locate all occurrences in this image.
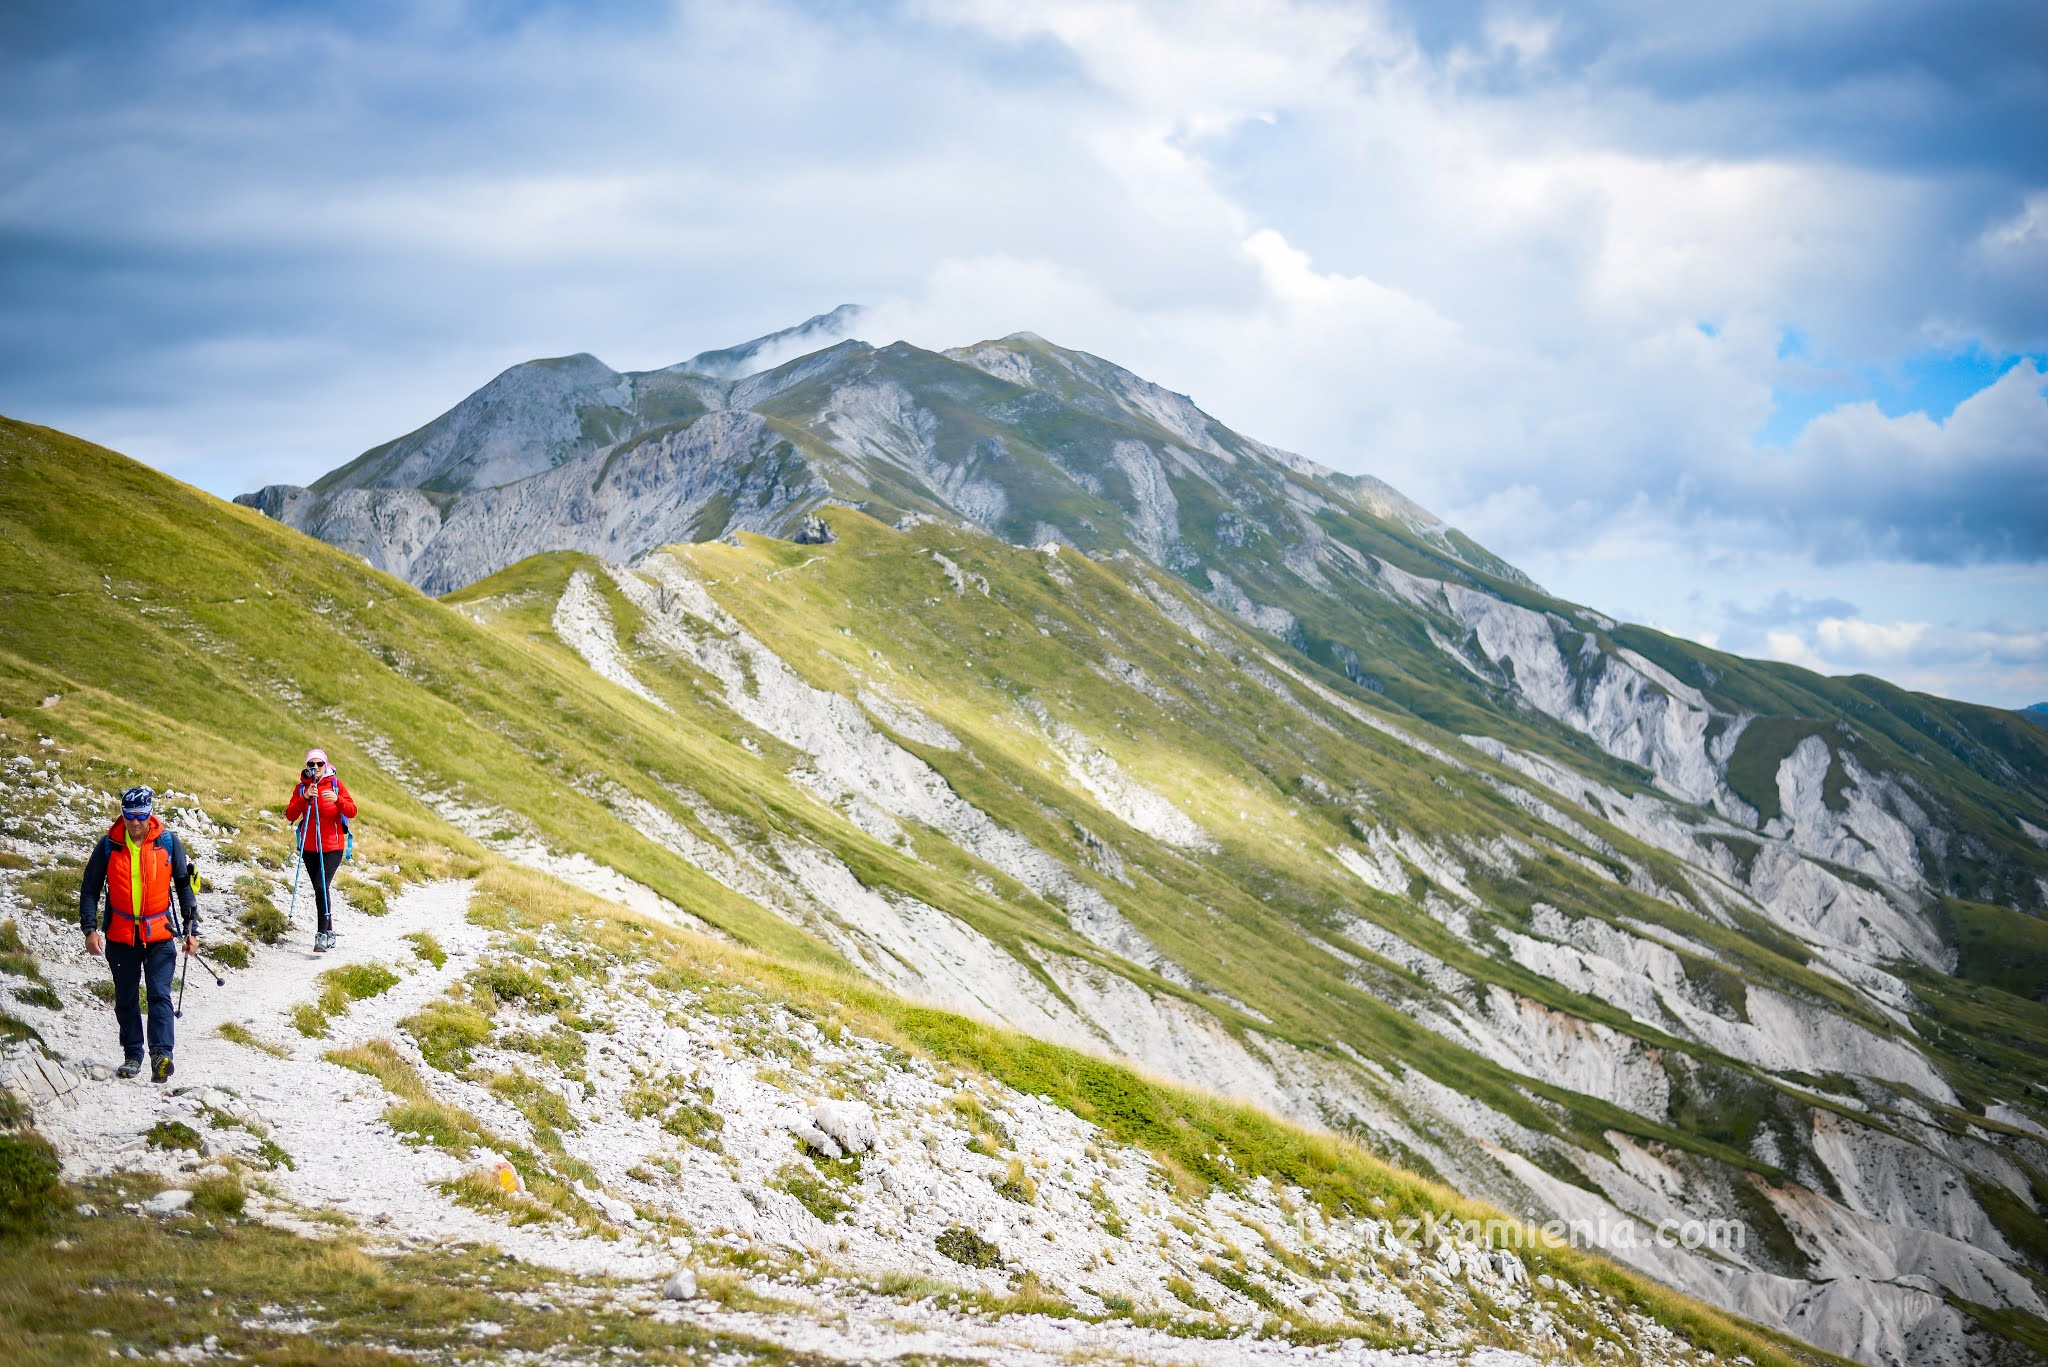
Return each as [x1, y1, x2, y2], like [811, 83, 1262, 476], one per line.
[286, 747, 356, 952]
[80, 785, 199, 1082]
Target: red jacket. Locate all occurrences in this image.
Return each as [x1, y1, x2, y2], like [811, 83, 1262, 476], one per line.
[286, 775, 357, 853]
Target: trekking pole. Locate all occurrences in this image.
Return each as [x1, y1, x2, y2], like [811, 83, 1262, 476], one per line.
[310, 789, 325, 942]
[173, 947, 225, 1020]
[284, 807, 307, 925]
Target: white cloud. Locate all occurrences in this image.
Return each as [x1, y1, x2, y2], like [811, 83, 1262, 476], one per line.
[2, 0, 2044, 704]
[1752, 613, 2048, 705]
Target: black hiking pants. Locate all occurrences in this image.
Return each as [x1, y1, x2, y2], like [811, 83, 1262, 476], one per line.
[302, 848, 344, 933]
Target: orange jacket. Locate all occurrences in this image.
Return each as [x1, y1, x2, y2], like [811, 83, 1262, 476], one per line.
[285, 774, 357, 853]
[79, 815, 195, 945]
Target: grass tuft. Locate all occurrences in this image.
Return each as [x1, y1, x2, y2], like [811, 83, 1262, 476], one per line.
[324, 1038, 428, 1101]
[291, 961, 401, 1037]
[774, 1160, 854, 1224]
[404, 930, 446, 968]
[471, 960, 566, 1013]
[0, 1131, 61, 1233]
[338, 872, 390, 917]
[401, 997, 493, 1071]
[236, 890, 288, 946]
[936, 1224, 1003, 1268]
[993, 1155, 1037, 1204]
[190, 1172, 246, 1218]
[15, 859, 83, 924]
[144, 1120, 202, 1153]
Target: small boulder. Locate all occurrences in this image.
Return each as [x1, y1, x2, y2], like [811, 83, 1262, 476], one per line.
[661, 1268, 698, 1301]
[778, 1107, 843, 1159]
[811, 1099, 876, 1155]
[474, 1152, 524, 1195]
[144, 1189, 193, 1215]
[580, 1182, 638, 1224]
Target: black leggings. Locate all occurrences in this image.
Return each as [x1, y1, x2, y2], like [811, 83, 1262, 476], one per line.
[302, 848, 344, 932]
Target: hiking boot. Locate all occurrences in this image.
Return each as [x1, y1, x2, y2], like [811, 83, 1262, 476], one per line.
[314, 931, 334, 952]
[150, 1054, 174, 1084]
[115, 1057, 143, 1080]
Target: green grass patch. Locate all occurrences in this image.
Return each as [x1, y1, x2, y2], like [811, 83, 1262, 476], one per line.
[0, 1132, 60, 1234]
[992, 1155, 1037, 1204]
[337, 872, 390, 917]
[13, 858, 82, 925]
[326, 1039, 510, 1164]
[1945, 897, 2048, 1000]
[774, 1161, 854, 1224]
[470, 960, 567, 1013]
[292, 961, 401, 1037]
[208, 940, 250, 969]
[1723, 718, 1827, 824]
[388, 1100, 494, 1158]
[935, 1224, 1003, 1268]
[189, 1173, 245, 1219]
[401, 997, 493, 1071]
[0, 1173, 743, 1362]
[484, 1069, 576, 1132]
[325, 1039, 431, 1101]
[623, 1073, 724, 1148]
[234, 880, 288, 944]
[143, 1120, 202, 1153]
[403, 930, 446, 968]
[9, 984, 59, 1012]
[1201, 1258, 1281, 1311]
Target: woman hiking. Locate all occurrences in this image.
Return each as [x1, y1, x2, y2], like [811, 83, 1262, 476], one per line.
[286, 747, 356, 952]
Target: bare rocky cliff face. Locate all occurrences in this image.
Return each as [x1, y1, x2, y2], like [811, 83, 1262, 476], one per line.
[238, 315, 2048, 1366]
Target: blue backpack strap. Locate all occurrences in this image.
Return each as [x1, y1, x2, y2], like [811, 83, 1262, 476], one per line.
[324, 774, 354, 859]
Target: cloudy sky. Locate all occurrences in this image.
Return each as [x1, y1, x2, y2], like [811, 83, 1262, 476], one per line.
[4, 1, 2045, 706]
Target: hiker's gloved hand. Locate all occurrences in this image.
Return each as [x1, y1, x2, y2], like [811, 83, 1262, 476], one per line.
[84, 931, 104, 957]
[183, 934, 199, 955]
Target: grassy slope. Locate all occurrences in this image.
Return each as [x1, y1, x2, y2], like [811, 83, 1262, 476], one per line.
[642, 515, 1954, 1176]
[0, 416, 1853, 1366]
[6, 406, 2010, 1169]
[0, 418, 828, 965]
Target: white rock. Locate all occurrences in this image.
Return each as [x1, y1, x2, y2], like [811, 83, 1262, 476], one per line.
[143, 1189, 193, 1214]
[811, 1099, 877, 1155]
[778, 1107, 843, 1158]
[661, 1268, 698, 1301]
